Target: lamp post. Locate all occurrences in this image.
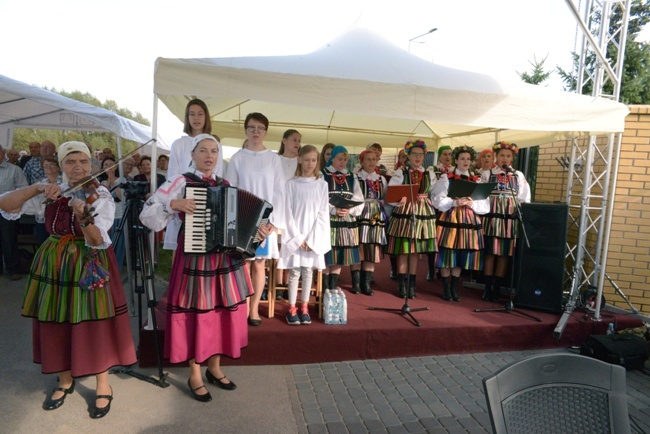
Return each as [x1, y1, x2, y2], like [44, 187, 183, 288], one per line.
[408, 28, 437, 52]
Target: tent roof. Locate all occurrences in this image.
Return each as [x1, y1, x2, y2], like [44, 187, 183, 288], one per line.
[0, 74, 167, 150]
[154, 28, 629, 152]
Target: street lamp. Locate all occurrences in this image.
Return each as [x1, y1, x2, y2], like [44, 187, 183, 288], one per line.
[408, 28, 437, 52]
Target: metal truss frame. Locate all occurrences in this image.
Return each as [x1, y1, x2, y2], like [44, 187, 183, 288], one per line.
[555, 0, 632, 339]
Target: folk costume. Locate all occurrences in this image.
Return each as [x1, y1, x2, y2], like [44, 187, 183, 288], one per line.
[480, 141, 531, 301]
[385, 140, 438, 298]
[139, 172, 253, 363]
[431, 145, 490, 301]
[0, 177, 136, 377]
[321, 146, 364, 291]
[356, 159, 388, 295]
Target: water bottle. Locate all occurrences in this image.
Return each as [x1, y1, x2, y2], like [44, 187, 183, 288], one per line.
[324, 290, 333, 324]
[339, 289, 348, 325]
[332, 290, 340, 324]
[607, 323, 615, 335]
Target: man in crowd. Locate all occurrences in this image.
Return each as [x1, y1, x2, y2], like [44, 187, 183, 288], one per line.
[5, 148, 20, 165]
[157, 154, 169, 178]
[24, 140, 56, 185]
[0, 145, 29, 280]
[121, 157, 136, 181]
[19, 141, 40, 169]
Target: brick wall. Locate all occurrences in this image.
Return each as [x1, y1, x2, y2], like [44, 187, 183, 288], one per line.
[535, 105, 650, 314]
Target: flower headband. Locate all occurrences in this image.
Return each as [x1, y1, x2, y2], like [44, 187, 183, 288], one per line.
[404, 140, 427, 155]
[492, 141, 519, 154]
[451, 145, 477, 162]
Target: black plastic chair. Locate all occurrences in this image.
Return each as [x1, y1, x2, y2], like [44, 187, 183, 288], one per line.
[483, 352, 630, 434]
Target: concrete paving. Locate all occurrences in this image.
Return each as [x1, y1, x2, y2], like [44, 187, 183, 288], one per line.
[2, 273, 649, 433]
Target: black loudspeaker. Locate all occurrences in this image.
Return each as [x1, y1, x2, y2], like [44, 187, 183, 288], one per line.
[513, 202, 568, 313]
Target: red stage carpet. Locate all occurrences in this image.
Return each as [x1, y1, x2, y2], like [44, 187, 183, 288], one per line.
[139, 262, 643, 367]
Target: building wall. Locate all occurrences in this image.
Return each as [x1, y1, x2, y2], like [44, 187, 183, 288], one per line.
[535, 105, 650, 314]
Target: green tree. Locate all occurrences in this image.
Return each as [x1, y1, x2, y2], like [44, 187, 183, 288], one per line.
[12, 88, 150, 155]
[557, 0, 650, 104]
[518, 55, 552, 85]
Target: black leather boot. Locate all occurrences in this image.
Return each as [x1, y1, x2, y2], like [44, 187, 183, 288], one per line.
[408, 274, 416, 299]
[330, 273, 340, 290]
[389, 256, 397, 280]
[361, 270, 374, 296]
[442, 276, 452, 301]
[397, 273, 406, 298]
[450, 276, 461, 302]
[482, 276, 492, 300]
[426, 253, 435, 281]
[351, 270, 361, 294]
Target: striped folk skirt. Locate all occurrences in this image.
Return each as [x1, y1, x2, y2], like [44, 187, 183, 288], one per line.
[23, 235, 136, 376]
[482, 194, 518, 256]
[325, 214, 360, 266]
[357, 199, 387, 263]
[385, 196, 437, 255]
[435, 206, 484, 270]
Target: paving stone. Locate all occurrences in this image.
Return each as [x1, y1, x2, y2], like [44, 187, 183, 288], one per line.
[347, 421, 369, 434]
[306, 423, 328, 434]
[364, 418, 386, 431]
[325, 421, 348, 434]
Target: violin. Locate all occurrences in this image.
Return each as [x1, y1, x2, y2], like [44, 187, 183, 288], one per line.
[69, 177, 101, 227]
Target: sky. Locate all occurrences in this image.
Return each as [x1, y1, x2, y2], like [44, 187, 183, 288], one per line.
[1, 0, 647, 155]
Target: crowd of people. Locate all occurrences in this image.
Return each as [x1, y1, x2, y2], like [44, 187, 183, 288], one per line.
[0, 97, 531, 415]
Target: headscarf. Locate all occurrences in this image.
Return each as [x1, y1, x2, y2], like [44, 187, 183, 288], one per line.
[327, 145, 348, 167]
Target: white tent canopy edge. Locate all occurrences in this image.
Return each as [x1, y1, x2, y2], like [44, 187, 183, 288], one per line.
[0, 74, 168, 154]
[153, 28, 628, 153]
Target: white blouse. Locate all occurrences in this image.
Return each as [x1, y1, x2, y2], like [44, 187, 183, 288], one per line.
[430, 169, 490, 214]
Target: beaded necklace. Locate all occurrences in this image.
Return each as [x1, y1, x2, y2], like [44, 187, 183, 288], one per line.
[409, 168, 423, 185]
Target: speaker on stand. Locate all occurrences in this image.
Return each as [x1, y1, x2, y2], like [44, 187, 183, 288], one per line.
[513, 202, 568, 313]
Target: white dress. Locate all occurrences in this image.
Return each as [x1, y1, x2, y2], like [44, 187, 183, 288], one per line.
[277, 155, 298, 182]
[277, 177, 331, 270]
[225, 148, 286, 259]
[163, 135, 224, 250]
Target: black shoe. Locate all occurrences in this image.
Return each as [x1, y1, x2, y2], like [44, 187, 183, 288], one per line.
[407, 275, 416, 299]
[187, 378, 212, 402]
[397, 274, 406, 298]
[442, 277, 452, 301]
[90, 386, 113, 419]
[351, 270, 361, 294]
[389, 270, 397, 280]
[206, 369, 237, 390]
[43, 380, 75, 410]
[248, 318, 262, 326]
[450, 276, 461, 302]
[361, 270, 374, 296]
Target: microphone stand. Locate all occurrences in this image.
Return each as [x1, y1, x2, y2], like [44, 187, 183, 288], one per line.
[369, 165, 430, 327]
[474, 170, 541, 322]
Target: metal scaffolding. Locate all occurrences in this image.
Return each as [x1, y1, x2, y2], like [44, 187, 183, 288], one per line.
[555, 0, 632, 339]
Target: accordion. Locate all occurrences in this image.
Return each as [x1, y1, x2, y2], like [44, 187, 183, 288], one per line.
[184, 185, 273, 258]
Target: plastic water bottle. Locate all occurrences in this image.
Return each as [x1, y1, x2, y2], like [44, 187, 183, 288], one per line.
[339, 289, 348, 325]
[332, 290, 340, 324]
[607, 323, 615, 335]
[323, 289, 331, 324]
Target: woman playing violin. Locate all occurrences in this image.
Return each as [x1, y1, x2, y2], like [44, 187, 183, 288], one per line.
[0, 141, 136, 419]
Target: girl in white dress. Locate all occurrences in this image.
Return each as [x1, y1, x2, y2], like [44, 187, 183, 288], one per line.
[225, 112, 286, 326]
[164, 99, 224, 251]
[278, 145, 331, 325]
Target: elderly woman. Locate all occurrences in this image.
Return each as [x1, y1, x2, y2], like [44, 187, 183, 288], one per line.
[0, 141, 136, 419]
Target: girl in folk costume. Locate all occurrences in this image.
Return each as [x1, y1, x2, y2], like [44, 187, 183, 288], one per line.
[354, 149, 388, 296]
[386, 140, 438, 299]
[225, 112, 286, 326]
[480, 141, 531, 301]
[321, 145, 365, 293]
[475, 148, 496, 176]
[426, 145, 454, 281]
[139, 135, 255, 403]
[0, 142, 136, 418]
[386, 148, 408, 280]
[278, 145, 331, 325]
[431, 145, 490, 302]
[164, 99, 224, 251]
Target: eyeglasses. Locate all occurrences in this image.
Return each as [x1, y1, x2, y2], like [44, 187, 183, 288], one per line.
[246, 126, 267, 133]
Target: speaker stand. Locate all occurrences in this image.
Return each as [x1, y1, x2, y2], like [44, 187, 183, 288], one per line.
[475, 296, 542, 322]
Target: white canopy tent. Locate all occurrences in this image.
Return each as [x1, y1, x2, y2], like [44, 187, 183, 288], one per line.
[0, 74, 167, 153]
[153, 28, 628, 153]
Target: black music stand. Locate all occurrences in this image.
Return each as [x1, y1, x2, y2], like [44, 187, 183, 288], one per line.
[474, 188, 541, 322]
[369, 183, 429, 327]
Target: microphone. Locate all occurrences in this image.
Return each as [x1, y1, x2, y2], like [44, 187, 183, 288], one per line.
[501, 164, 515, 174]
[404, 158, 412, 169]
